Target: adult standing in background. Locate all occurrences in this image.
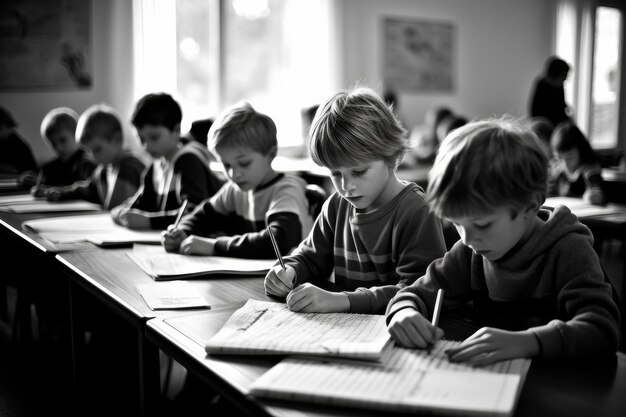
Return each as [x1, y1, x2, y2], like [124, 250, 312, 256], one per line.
[529, 56, 572, 127]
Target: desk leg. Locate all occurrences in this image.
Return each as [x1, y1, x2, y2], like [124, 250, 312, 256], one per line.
[138, 328, 161, 417]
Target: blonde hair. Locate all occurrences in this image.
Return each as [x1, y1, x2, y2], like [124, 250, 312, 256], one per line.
[76, 104, 123, 145]
[208, 102, 277, 156]
[308, 87, 408, 169]
[427, 116, 548, 218]
[40, 107, 78, 142]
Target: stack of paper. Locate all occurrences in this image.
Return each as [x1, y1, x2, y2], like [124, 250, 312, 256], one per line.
[251, 341, 530, 416]
[205, 299, 392, 360]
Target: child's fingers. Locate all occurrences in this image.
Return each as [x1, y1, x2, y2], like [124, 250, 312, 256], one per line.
[388, 322, 428, 349]
[286, 292, 312, 312]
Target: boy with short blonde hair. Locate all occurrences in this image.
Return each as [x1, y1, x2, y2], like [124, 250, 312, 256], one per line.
[162, 102, 314, 258]
[386, 116, 620, 365]
[45, 104, 146, 209]
[264, 87, 446, 314]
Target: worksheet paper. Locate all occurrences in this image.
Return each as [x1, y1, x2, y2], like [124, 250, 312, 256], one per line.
[205, 299, 392, 360]
[251, 339, 530, 416]
[136, 281, 210, 310]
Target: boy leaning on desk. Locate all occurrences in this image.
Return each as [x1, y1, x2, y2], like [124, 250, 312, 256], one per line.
[161, 101, 315, 258]
[386, 116, 621, 366]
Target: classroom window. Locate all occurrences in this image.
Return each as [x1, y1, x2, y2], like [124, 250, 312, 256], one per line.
[590, 6, 621, 149]
[135, 0, 335, 150]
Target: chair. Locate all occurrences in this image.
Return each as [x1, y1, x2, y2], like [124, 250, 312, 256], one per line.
[305, 184, 328, 219]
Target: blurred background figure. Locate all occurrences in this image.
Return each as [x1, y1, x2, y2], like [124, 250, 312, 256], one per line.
[529, 56, 572, 127]
[0, 106, 38, 185]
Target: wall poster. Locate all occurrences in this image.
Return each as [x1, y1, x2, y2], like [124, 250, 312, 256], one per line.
[0, 0, 92, 90]
[383, 17, 455, 92]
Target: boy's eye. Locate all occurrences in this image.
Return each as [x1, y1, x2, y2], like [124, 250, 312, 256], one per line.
[238, 161, 251, 168]
[474, 222, 491, 230]
[352, 169, 367, 176]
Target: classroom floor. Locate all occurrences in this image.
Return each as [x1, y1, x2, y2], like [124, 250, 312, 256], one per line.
[0, 240, 625, 417]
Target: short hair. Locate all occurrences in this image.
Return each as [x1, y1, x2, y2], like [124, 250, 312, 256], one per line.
[131, 93, 182, 131]
[40, 107, 79, 141]
[308, 87, 408, 169]
[551, 121, 597, 165]
[0, 106, 17, 128]
[546, 56, 570, 78]
[208, 102, 277, 156]
[427, 116, 548, 218]
[76, 104, 123, 145]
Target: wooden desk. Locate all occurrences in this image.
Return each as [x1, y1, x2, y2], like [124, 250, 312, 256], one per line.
[146, 304, 626, 417]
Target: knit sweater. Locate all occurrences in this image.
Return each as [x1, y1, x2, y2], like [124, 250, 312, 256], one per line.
[284, 182, 446, 314]
[385, 206, 620, 360]
[179, 173, 314, 258]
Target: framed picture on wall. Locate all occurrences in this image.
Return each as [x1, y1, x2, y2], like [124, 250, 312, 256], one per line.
[0, 0, 92, 91]
[382, 17, 455, 92]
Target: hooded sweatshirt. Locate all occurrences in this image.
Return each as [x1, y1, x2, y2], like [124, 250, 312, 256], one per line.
[386, 205, 620, 360]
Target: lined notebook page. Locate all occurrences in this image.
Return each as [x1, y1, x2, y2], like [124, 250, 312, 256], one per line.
[251, 340, 530, 417]
[205, 299, 391, 360]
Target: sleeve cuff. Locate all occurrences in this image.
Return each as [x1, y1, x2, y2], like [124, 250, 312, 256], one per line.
[530, 320, 564, 359]
[385, 298, 420, 325]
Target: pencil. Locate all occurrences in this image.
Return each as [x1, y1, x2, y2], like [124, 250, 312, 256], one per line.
[35, 170, 43, 188]
[427, 288, 444, 354]
[267, 226, 286, 270]
[173, 199, 189, 228]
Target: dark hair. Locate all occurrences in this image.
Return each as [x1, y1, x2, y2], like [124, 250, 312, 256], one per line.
[546, 56, 570, 78]
[551, 121, 597, 165]
[131, 93, 182, 131]
[0, 106, 17, 128]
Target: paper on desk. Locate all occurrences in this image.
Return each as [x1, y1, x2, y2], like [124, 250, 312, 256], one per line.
[251, 340, 530, 416]
[136, 281, 210, 310]
[0, 200, 102, 213]
[205, 299, 391, 360]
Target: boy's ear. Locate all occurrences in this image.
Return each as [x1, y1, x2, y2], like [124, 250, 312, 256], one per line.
[267, 145, 277, 159]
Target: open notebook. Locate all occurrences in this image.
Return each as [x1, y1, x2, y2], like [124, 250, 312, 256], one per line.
[22, 213, 162, 246]
[205, 299, 392, 361]
[251, 340, 531, 417]
[128, 244, 275, 281]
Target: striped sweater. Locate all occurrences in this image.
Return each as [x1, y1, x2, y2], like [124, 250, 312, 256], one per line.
[179, 173, 314, 258]
[284, 182, 446, 314]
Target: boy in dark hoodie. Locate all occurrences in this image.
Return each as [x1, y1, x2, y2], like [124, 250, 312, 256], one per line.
[386, 116, 620, 365]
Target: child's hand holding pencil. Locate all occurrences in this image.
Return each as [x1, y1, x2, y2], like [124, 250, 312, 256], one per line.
[264, 226, 296, 297]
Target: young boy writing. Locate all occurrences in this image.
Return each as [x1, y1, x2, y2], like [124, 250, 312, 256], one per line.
[264, 87, 447, 314]
[111, 93, 223, 229]
[31, 107, 97, 195]
[44, 104, 146, 209]
[162, 102, 314, 258]
[386, 117, 620, 365]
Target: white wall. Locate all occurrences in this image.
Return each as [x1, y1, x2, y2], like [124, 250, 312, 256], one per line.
[0, 0, 137, 165]
[337, 0, 555, 130]
[0, 0, 556, 165]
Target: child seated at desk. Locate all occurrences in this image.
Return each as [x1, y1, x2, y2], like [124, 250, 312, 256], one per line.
[0, 106, 38, 184]
[44, 104, 146, 209]
[386, 117, 620, 365]
[111, 93, 223, 229]
[162, 102, 314, 257]
[549, 121, 605, 205]
[264, 87, 447, 314]
[31, 107, 97, 195]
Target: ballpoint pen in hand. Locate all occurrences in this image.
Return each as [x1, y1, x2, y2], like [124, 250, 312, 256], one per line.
[427, 288, 444, 355]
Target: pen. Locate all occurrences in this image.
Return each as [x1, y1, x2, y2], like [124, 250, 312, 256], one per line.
[172, 199, 189, 228]
[267, 226, 286, 270]
[427, 288, 444, 354]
